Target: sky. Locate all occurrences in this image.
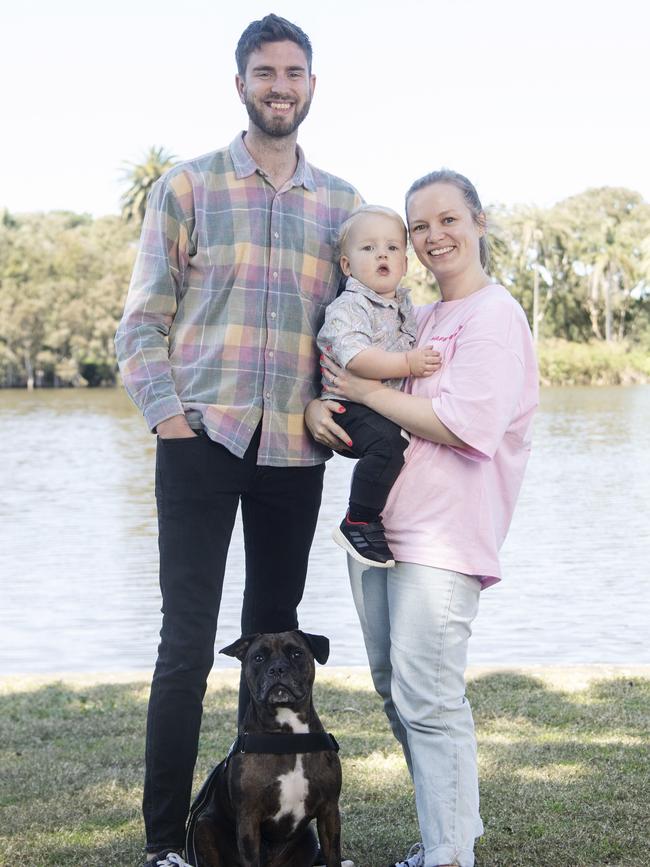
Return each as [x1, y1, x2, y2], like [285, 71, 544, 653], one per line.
[2, 0, 649, 218]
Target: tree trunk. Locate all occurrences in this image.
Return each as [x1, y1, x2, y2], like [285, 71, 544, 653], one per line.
[24, 350, 34, 390]
[587, 301, 603, 341]
[604, 277, 612, 342]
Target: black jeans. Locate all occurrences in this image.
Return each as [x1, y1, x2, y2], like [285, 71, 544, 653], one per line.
[337, 402, 409, 514]
[144, 425, 325, 853]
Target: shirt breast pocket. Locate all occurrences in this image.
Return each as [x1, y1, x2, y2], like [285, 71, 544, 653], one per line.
[297, 237, 338, 305]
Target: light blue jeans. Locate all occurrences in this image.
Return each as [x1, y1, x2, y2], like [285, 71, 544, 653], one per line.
[348, 558, 484, 867]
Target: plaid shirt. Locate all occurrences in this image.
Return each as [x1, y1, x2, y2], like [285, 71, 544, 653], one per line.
[115, 133, 362, 466]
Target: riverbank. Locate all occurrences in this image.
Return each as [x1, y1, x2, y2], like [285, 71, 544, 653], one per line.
[2, 665, 648, 866]
[3, 339, 650, 390]
[537, 339, 650, 385]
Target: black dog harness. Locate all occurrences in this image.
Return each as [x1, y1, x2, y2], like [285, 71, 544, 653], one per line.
[228, 730, 339, 758]
[185, 731, 339, 866]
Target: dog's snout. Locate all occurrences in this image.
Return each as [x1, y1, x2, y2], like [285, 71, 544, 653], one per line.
[267, 661, 286, 678]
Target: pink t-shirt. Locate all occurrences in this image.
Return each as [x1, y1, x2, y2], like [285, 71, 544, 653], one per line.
[382, 283, 539, 588]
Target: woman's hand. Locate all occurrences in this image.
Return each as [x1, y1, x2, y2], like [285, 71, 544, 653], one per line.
[320, 356, 385, 404]
[304, 398, 353, 450]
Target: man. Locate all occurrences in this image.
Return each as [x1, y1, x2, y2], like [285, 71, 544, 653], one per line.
[115, 14, 361, 866]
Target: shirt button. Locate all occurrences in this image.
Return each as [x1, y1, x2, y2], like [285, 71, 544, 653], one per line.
[272, 271, 278, 278]
[265, 392, 271, 399]
[270, 311, 277, 319]
[274, 232, 279, 239]
[268, 351, 274, 358]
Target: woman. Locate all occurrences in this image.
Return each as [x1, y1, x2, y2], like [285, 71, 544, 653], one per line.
[306, 170, 539, 867]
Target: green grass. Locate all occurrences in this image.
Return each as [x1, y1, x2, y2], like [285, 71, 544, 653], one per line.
[537, 339, 650, 386]
[1, 667, 649, 866]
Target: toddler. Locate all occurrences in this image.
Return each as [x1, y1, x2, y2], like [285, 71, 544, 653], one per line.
[317, 205, 440, 566]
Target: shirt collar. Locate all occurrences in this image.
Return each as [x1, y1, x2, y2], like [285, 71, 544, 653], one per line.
[344, 276, 409, 309]
[229, 132, 316, 192]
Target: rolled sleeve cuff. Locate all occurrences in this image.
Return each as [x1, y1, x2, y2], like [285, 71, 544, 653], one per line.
[431, 396, 492, 463]
[338, 342, 369, 369]
[334, 330, 374, 368]
[144, 394, 186, 433]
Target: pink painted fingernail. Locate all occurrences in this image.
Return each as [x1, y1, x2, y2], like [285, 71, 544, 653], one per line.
[337, 407, 346, 413]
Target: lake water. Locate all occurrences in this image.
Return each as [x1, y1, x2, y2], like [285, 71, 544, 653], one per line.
[1, 386, 649, 675]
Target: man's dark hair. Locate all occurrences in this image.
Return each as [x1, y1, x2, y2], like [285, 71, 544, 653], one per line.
[235, 14, 312, 76]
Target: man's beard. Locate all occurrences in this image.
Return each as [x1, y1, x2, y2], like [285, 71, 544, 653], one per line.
[244, 93, 312, 138]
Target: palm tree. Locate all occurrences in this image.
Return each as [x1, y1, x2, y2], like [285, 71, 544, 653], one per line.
[517, 208, 566, 344]
[554, 188, 648, 342]
[490, 205, 567, 342]
[120, 146, 177, 225]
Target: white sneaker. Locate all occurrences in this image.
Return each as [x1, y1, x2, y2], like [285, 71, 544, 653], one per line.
[156, 854, 192, 867]
[391, 842, 424, 867]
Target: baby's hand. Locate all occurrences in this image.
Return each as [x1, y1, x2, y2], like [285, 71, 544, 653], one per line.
[407, 346, 442, 377]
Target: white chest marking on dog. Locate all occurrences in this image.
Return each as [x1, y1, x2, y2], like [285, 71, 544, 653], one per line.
[275, 709, 309, 733]
[272, 709, 310, 829]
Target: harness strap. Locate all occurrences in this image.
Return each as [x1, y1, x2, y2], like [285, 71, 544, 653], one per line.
[231, 731, 339, 755]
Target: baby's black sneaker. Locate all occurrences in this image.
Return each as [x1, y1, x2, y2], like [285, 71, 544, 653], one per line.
[332, 514, 395, 568]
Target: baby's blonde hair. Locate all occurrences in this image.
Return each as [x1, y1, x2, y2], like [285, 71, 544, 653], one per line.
[337, 205, 407, 256]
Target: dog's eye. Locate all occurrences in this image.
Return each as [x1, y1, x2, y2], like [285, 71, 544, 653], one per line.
[254, 653, 265, 663]
[290, 649, 303, 658]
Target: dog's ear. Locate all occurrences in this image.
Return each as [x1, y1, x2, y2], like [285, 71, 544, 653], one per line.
[219, 634, 259, 662]
[297, 631, 330, 665]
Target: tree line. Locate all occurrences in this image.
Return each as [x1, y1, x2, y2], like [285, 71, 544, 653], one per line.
[409, 186, 650, 347]
[1, 148, 649, 388]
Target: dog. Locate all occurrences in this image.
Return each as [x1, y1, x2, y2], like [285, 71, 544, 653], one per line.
[186, 630, 351, 867]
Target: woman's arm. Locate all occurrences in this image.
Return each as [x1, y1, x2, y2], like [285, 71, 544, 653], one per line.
[321, 359, 467, 448]
[357, 384, 466, 446]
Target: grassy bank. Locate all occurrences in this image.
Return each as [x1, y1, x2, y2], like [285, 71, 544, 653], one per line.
[4, 339, 650, 391]
[1, 666, 649, 867]
[537, 339, 650, 386]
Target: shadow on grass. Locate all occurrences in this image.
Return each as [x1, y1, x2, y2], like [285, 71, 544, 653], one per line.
[0, 673, 648, 865]
[468, 672, 650, 867]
